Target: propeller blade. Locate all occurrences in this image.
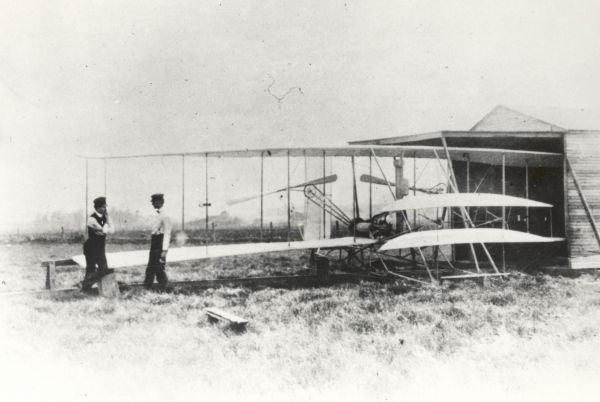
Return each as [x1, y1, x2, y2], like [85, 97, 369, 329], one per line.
[360, 174, 395, 187]
[275, 174, 338, 192]
[361, 175, 446, 195]
[226, 174, 338, 206]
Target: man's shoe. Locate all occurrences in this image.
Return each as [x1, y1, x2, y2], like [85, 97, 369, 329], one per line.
[97, 268, 115, 278]
[81, 281, 93, 292]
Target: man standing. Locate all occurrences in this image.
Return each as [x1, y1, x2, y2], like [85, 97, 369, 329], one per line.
[82, 196, 114, 291]
[144, 193, 172, 291]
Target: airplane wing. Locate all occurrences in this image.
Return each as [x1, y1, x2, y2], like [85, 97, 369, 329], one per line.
[71, 237, 376, 268]
[85, 145, 562, 168]
[379, 228, 563, 251]
[380, 193, 552, 212]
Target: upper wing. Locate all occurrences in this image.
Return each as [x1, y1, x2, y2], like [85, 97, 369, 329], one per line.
[380, 193, 552, 212]
[86, 145, 562, 168]
[72, 237, 376, 268]
[379, 228, 563, 250]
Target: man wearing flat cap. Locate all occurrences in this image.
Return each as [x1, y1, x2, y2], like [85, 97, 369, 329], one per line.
[82, 196, 114, 291]
[144, 193, 172, 291]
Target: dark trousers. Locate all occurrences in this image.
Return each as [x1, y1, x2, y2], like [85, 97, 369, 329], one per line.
[83, 241, 108, 276]
[83, 241, 108, 289]
[144, 234, 168, 290]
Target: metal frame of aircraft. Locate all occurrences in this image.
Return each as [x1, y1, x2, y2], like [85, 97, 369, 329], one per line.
[60, 143, 564, 290]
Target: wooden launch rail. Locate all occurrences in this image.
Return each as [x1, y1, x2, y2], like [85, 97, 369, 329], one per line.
[440, 273, 511, 282]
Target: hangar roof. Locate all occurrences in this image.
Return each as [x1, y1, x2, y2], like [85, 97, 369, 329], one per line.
[348, 105, 579, 153]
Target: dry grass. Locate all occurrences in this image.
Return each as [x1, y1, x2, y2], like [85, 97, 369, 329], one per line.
[2, 243, 600, 402]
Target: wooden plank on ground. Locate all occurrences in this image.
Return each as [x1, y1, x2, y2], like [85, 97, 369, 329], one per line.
[205, 307, 248, 326]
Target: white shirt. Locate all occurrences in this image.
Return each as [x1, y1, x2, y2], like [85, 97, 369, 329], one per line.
[87, 211, 114, 235]
[151, 207, 172, 250]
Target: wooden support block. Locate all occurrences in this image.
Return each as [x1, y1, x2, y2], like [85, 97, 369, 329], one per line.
[314, 255, 330, 281]
[45, 261, 56, 290]
[97, 273, 120, 298]
[205, 307, 248, 327]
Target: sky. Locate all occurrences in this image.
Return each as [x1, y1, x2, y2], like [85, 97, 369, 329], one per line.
[1, 0, 600, 231]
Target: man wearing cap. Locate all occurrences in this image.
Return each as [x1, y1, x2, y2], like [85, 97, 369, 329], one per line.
[82, 196, 114, 291]
[144, 193, 172, 291]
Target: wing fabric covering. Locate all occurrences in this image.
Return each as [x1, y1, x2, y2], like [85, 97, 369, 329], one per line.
[381, 193, 552, 213]
[71, 237, 376, 268]
[379, 228, 563, 251]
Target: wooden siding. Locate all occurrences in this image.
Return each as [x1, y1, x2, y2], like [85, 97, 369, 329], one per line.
[565, 131, 600, 267]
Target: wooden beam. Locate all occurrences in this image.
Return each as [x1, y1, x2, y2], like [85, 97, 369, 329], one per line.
[40, 259, 77, 268]
[205, 153, 209, 239]
[413, 153, 417, 226]
[260, 151, 264, 241]
[466, 154, 470, 193]
[563, 138, 571, 266]
[45, 261, 56, 290]
[287, 150, 291, 245]
[181, 154, 185, 231]
[369, 155, 372, 219]
[322, 151, 326, 239]
[103, 158, 107, 196]
[8, 273, 396, 300]
[351, 155, 357, 242]
[525, 159, 529, 233]
[502, 154, 506, 272]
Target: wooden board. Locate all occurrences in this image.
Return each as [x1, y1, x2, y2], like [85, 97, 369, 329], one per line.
[570, 255, 600, 269]
[205, 308, 248, 326]
[72, 237, 377, 269]
[379, 228, 563, 251]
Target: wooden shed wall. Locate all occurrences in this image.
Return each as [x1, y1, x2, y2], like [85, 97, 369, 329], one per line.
[565, 131, 600, 268]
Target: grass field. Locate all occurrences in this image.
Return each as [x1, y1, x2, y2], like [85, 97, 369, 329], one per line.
[2, 243, 600, 402]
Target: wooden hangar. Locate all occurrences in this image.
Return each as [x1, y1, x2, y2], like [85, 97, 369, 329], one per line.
[351, 105, 600, 269]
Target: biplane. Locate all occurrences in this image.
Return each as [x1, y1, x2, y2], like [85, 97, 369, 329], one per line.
[48, 143, 564, 293]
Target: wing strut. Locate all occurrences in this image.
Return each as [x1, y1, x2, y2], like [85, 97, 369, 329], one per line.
[370, 148, 396, 199]
[371, 148, 436, 283]
[287, 150, 291, 245]
[437, 137, 500, 274]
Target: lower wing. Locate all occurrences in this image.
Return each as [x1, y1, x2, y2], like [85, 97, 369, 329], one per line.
[379, 228, 563, 251]
[72, 237, 376, 268]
